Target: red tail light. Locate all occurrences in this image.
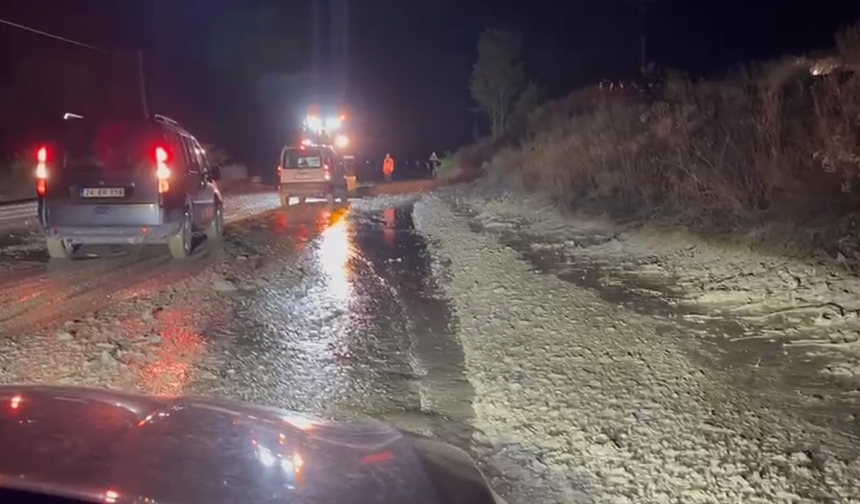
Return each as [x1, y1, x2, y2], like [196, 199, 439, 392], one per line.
[323, 164, 331, 181]
[154, 146, 170, 193]
[36, 145, 48, 196]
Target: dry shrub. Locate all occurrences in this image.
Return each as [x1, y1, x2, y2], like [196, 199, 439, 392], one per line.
[490, 22, 860, 231]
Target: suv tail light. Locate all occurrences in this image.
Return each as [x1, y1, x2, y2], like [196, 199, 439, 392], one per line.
[323, 164, 331, 181]
[154, 146, 170, 193]
[35, 145, 48, 197]
[155, 146, 168, 163]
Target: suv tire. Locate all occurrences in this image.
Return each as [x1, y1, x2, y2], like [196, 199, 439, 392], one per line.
[168, 210, 193, 258]
[46, 238, 74, 260]
[206, 202, 224, 241]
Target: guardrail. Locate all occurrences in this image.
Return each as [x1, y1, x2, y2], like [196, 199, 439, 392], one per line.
[0, 198, 38, 230]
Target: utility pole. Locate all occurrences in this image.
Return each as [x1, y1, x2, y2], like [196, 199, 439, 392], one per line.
[625, 0, 656, 79]
[137, 50, 149, 117]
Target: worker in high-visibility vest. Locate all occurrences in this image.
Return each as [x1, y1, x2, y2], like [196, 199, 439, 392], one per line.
[382, 154, 395, 181]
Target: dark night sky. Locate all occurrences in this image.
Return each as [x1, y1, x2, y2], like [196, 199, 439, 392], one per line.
[0, 0, 859, 170]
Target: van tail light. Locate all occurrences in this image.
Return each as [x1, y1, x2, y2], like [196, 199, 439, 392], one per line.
[35, 145, 48, 196]
[323, 164, 331, 181]
[154, 146, 170, 193]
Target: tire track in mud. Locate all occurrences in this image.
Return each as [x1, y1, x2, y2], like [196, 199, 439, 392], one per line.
[0, 249, 214, 335]
[0, 191, 281, 336]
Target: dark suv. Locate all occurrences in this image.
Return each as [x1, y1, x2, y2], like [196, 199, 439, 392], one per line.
[36, 114, 223, 259]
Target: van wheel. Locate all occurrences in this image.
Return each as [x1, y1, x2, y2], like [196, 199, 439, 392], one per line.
[206, 203, 224, 241]
[46, 238, 74, 260]
[168, 210, 193, 258]
[279, 194, 289, 207]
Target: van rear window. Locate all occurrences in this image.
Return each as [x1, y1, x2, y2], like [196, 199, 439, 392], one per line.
[57, 121, 150, 171]
[283, 149, 322, 169]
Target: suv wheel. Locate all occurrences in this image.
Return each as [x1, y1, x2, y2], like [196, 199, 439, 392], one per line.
[168, 210, 193, 258]
[206, 203, 224, 241]
[326, 193, 335, 205]
[280, 193, 290, 207]
[46, 238, 74, 260]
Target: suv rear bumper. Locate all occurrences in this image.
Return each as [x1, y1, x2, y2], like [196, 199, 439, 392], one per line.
[277, 182, 333, 197]
[39, 200, 184, 245]
[43, 223, 182, 245]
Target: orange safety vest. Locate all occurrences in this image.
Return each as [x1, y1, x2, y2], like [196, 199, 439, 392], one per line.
[382, 156, 394, 175]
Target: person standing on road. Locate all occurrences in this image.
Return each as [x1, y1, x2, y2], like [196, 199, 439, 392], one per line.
[382, 154, 395, 182]
[429, 152, 440, 179]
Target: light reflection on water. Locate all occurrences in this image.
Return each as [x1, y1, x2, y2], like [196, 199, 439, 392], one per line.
[238, 206, 359, 411]
[318, 215, 353, 303]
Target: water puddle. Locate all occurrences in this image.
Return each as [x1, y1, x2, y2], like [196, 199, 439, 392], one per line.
[190, 203, 480, 455]
[352, 204, 479, 449]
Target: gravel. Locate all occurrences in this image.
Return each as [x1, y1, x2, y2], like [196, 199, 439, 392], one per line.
[444, 181, 860, 373]
[413, 192, 860, 503]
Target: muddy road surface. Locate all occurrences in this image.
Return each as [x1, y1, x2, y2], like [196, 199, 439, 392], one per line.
[0, 194, 475, 450]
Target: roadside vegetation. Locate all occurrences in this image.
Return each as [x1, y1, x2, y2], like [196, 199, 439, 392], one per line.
[453, 22, 860, 258]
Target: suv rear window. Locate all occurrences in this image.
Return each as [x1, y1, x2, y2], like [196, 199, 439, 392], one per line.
[55, 121, 151, 171]
[283, 149, 322, 169]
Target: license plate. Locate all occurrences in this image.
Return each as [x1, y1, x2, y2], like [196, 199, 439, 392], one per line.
[81, 187, 125, 198]
[296, 171, 310, 179]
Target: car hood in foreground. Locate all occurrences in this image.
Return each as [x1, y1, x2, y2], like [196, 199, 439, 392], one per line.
[0, 386, 499, 504]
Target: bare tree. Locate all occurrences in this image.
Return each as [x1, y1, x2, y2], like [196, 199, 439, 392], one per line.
[470, 28, 538, 139]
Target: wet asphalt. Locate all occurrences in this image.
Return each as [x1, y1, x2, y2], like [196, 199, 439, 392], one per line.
[0, 195, 477, 450]
[189, 202, 476, 444]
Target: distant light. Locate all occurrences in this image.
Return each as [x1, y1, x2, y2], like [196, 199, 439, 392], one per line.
[334, 134, 349, 148]
[301, 139, 314, 146]
[63, 112, 83, 120]
[325, 117, 341, 131]
[304, 115, 322, 133]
